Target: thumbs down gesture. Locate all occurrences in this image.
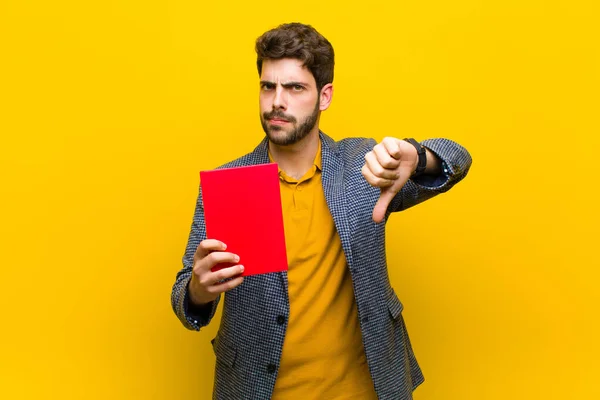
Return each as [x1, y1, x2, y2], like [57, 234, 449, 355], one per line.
[361, 137, 421, 223]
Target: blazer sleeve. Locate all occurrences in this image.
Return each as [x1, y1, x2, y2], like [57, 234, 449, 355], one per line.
[171, 185, 221, 331]
[388, 138, 472, 213]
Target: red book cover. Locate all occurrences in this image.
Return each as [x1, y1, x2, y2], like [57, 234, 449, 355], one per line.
[199, 163, 288, 276]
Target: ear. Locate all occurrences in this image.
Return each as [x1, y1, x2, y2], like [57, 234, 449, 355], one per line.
[318, 83, 334, 111]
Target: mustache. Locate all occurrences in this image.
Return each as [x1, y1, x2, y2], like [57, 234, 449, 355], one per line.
[263, 110, 297, 123]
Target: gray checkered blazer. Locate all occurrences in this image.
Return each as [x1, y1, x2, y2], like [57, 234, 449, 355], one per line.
[172, 132, 471, 399]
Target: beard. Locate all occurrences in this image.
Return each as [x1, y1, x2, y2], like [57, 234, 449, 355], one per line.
[260, 101, 320, 146]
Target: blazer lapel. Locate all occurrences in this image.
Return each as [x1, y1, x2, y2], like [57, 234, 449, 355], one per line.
[320, 132, 354, 269]
[247, 137, 290, 295]
[248, 137, 270, 165]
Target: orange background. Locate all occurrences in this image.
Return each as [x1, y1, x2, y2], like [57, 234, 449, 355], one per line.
[1, 1, 598, 399]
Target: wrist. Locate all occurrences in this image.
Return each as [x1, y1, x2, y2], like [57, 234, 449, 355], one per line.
[188, 277, 211, 307]
[402, 138, 427, 176]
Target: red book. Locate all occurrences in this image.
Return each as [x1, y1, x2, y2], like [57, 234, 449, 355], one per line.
[199, 163, 288, 276]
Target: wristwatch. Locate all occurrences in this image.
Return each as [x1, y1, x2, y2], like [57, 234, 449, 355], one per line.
[402, 138, 427, 177]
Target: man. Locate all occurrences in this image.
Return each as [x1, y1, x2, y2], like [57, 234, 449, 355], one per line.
[172, 22, 471, 400]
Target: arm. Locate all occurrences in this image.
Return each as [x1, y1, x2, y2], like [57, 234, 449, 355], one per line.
[390, 138, 472, 212]
[171, 186, 244, 331]
[362, 137, 472, 222]
[171, 187, 218, 331]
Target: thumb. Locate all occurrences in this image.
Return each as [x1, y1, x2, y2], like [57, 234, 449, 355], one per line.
[372, 188, 397, 223]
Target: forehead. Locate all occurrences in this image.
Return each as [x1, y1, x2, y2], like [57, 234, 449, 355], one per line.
[260, 58, 315, 85]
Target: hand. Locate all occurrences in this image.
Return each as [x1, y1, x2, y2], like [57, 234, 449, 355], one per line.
[361, 137, 418, 223]
[188, 239, 244, 306]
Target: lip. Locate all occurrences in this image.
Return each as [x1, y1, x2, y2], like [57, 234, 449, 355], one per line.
[269, 118, 289, 125]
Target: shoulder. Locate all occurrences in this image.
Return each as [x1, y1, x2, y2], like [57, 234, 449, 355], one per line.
[214, 139, 269, 170]
[321, 132, 375, 156]
[337, 137, 376, 155]
[217, 153, 259, 169]
[329, 136, 376, 167]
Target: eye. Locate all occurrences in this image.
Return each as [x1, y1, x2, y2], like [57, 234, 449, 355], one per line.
[293, 85, 304, 91]
[261, 83, 274, 91]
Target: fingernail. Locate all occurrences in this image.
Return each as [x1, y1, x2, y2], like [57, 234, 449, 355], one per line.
[239, 265, 244, 272]
[234, 255, 240, 262]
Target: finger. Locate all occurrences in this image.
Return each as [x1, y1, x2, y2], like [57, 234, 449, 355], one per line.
[205, 251, 240, 269]
[372, 189, 397, 223]
[205, 264, 245, 286]
[373, 143, 400, 169]
[195, 251, 240, 274]
[208, 276, 245, 295]
[365, 152, 399, 180]
[382, 137, 402, 159]
[361, 164, 395, 188]
[194, 239, 227, 259]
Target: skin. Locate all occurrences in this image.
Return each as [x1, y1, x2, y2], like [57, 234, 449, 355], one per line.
[363, 137, 442, 222]
[188, 58, 441, 306]
[259, 58, 333, 180]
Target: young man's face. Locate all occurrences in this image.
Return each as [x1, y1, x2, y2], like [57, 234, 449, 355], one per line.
[259, 58, 321, 146]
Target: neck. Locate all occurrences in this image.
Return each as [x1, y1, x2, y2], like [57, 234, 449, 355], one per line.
[269, 128, 320, 180]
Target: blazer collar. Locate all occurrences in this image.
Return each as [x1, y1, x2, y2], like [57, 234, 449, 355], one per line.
[249, 130, 340, 165]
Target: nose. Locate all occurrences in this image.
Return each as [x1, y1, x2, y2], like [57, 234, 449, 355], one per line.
[272, 85, 287, 110]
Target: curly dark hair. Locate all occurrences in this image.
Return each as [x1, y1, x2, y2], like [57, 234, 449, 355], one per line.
[255, 23, 334, 92]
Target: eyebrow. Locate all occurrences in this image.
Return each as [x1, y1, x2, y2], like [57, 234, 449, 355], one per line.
[260, 80, 311, 88]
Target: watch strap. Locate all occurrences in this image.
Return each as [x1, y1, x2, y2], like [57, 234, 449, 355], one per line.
[402, 138, 427, 177]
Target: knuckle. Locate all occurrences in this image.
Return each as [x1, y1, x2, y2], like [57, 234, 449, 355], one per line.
[217, 270, 228, 281]
[376, 177, 391, 187]
[387, 168, 398, 178]
[372, 164, 384, 176]
[383, 159, 395, 168]
[192, 263, 204, 276]
[207, 252, 219, 264]
[193, 269, 202, 280]
[198, 271, 210, 283]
